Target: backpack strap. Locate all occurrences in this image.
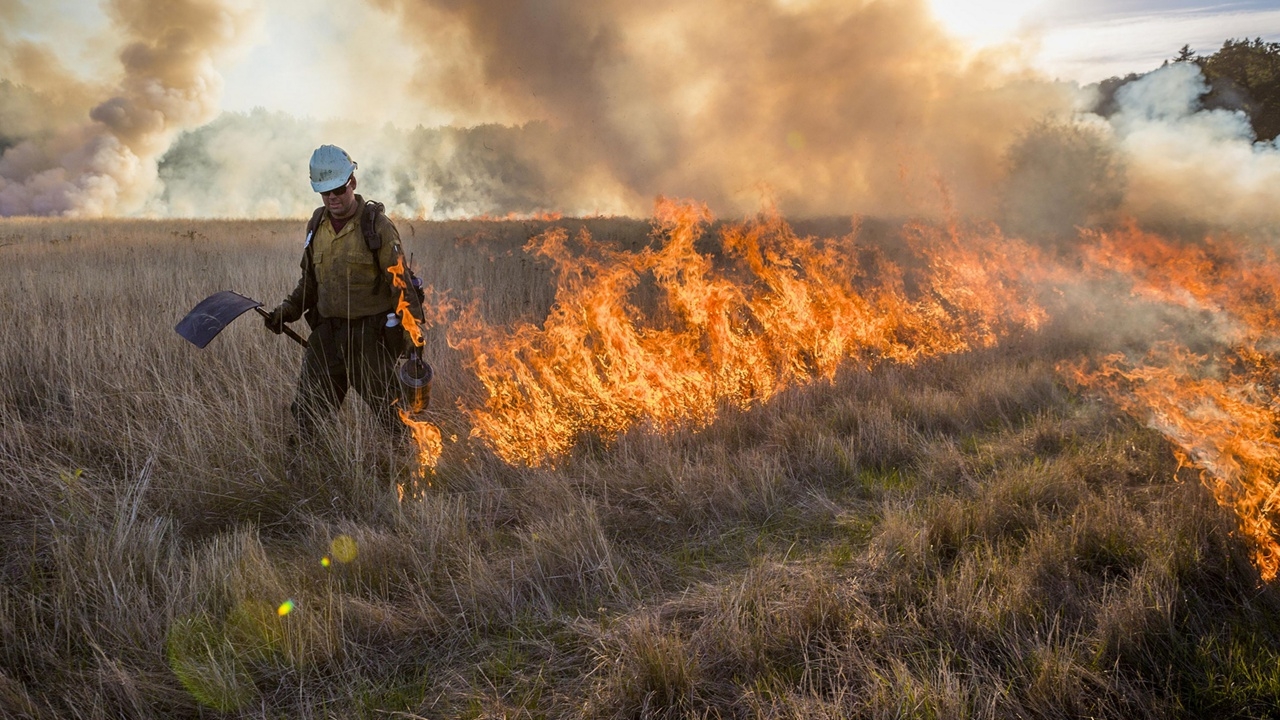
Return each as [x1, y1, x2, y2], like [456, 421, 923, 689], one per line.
[361, 201, 387, 295]
[361, 200, 384, 251]
[305, 206, 325, 249]
[298, 206, 327, 327]
[302, 205, 326, 276]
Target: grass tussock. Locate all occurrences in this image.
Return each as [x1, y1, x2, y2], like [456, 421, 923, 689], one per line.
[2, 216, 1280, 718]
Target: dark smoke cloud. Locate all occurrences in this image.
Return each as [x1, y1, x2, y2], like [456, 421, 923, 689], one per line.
[0, 0, 259, 216]
[5, 0, 1279, 231]
[368, 0, 1077, 219]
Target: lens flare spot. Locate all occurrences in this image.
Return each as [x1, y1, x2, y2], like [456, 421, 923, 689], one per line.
[320, 556, 331, 568]
[330, 535, 358, 564]
[276, 600, 295, 617]
[786, 130, 806, 151]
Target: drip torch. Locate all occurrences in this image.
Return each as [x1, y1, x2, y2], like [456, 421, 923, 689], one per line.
[386, 271, 431, 416]
[397, 348, 433, 415]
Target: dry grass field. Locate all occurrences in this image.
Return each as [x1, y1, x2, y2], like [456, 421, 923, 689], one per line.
[3, 209, 1280, 719]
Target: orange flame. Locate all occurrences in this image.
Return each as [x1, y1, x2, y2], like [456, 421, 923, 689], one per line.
[1062, 223, 1280, 580]
[444, 197, 1047, 466]
[397, 408, 443, 495]
[387, 255, 443, 483]
[404, 200, 1280, 580]
[387, 256, 425, 348]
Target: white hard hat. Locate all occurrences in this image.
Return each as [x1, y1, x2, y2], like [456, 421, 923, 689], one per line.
[309, 145, 357, 193]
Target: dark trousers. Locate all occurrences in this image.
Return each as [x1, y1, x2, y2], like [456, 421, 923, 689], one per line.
[291, 314, 403, 434]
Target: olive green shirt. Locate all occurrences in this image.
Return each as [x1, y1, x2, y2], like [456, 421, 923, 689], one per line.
[279, 197, 420, 322]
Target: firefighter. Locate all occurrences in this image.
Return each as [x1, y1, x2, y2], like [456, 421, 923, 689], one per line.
[263, 144, 420, 437]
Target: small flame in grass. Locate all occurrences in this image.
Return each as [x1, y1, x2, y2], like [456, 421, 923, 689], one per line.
[469, 210, 564, 222]
[388, 256, 426, 348]
[397, 408, 443, 498]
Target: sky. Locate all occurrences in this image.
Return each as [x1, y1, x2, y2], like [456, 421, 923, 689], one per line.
[4, 0, 1280, 223]
[1022, 0, 1280, 82]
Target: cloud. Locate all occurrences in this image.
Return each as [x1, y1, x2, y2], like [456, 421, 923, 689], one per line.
[1027, 4, 1280, 83]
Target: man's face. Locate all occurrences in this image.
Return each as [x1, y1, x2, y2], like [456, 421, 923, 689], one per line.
[321, 176, 358, 218]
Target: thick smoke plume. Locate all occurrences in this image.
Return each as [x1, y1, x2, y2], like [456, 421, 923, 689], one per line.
[368, 0, 1075, 219]
[0, 0, 260, 216]
[1103, 61, 1280, 232]
[1, 0, 1080, 219]
[999, 61, 1280, 239]
[152, 111, 587, 219]
[4, 0, 1280, 232]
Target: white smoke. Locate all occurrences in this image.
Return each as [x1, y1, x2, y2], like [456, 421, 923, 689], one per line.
[3, 0, 1280, 231]
[1099, 61, 1280, 230]
[150, 111, 613, 219]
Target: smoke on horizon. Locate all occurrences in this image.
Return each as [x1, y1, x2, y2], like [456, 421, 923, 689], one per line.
[2, 0, 1280, 235]
[368, 0, 1081, 220]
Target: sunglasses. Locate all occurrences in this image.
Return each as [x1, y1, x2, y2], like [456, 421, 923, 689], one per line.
[321, 179, 351, 198]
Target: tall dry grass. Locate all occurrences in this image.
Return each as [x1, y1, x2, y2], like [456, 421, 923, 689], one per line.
[1, 214, 1279, 718]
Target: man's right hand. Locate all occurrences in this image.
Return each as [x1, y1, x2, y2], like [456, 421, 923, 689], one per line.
[264, 305, 287, 334]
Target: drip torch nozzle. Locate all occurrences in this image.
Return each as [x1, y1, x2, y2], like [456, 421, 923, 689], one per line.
[396, 350, 432, 415]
